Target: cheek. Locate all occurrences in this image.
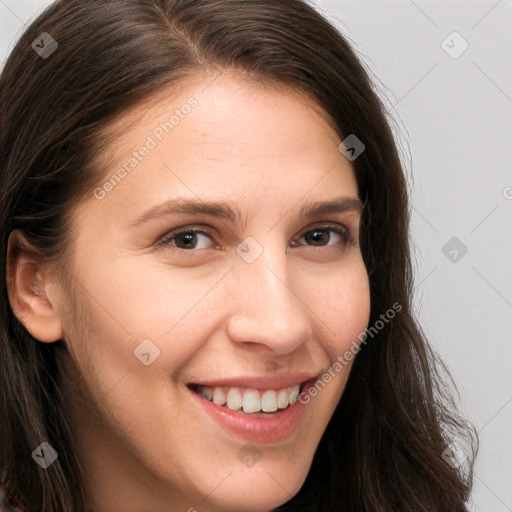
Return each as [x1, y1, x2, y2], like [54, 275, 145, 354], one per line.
[62, 259, 225, 381]
[334, 267, 370, 339]
[299, 258, 371, 358]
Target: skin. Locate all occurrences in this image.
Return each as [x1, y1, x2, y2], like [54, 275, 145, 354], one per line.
[8, 71, 370, 512]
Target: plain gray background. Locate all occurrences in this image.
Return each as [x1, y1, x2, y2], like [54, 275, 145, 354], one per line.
[1, 1, 511, 511]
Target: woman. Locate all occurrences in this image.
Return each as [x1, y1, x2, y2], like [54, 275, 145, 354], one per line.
[0, 0, 477, 511]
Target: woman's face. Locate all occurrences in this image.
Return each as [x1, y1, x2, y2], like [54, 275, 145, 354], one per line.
[52, 73, 370, 512]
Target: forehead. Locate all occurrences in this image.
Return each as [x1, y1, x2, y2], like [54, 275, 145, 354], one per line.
[78, 72, 358, 224]
[97, 72, 342, 166]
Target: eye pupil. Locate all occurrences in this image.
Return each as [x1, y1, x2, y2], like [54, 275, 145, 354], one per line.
[176, 232, 197, 248]
[305, 229, 329, 246]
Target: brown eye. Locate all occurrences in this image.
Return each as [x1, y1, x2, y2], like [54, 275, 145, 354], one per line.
[160, 228, 214, 250]
[296, 226, 351, 247]
[304, 229, 331, 246]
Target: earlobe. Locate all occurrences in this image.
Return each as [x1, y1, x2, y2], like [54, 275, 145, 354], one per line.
[6, 230, 64, 343]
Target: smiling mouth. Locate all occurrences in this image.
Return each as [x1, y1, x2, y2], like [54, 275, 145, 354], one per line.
[186, 381, 309, 416]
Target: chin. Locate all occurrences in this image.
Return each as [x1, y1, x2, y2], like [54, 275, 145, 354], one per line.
[194, 462, 309, 512]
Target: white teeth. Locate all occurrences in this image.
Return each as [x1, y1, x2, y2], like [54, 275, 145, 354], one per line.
[277, 389, 289, 409]
[212, 387, 226, 406]
[226, 388, 242, 411]
[261, 390, 278, 412]
[288, 386, 299, 405]
[199, 386, 213, 400]
[242, 389, 261, 413]
[194, 384, 301, 413]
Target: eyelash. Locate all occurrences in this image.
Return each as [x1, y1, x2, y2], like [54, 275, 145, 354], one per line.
[157, 224, 354, 252]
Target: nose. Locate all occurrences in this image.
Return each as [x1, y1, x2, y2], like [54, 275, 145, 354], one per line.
[226, 240, 312, 355]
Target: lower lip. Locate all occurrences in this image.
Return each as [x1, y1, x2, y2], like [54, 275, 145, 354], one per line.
[188, 384, 312, 443]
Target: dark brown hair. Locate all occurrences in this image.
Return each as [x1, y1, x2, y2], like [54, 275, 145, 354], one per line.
[0, 0, 477, 510]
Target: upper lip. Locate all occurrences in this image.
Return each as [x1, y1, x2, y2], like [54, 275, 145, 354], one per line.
[188, 371, 319, 390]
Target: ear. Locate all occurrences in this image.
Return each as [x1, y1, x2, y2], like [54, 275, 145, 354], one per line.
[6, 230, 64, 343]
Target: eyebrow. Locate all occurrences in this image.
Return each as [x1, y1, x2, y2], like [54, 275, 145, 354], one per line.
[129, 195, 363, 227]
[297, 196, 363, 219]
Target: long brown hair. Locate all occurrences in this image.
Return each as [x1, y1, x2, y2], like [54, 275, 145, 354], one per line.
[0, 1, 477, 510]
